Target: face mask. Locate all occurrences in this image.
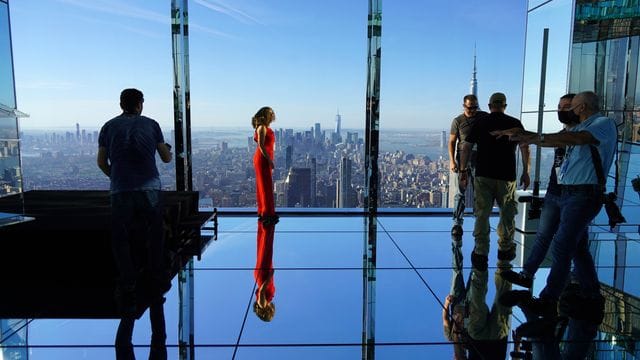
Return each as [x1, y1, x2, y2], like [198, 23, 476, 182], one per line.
[557, 110, 579, 124]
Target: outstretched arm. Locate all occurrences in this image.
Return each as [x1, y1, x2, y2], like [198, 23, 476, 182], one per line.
[491, 128, 599, 147]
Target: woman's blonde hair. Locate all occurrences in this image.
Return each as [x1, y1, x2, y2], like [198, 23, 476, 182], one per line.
[252, 106, 274, 129]
[253, 301, 276, 322]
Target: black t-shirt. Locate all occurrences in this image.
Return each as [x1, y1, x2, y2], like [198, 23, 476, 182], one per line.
[547, 142, 566, 195]
[466, 112, 524, 181]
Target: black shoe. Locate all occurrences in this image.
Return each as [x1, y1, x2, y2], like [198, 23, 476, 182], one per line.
[560, 291, 605, 325]
[498, 247, 516, 261]
[500, 270, 533, 288]
[515, 318, 556, 339]
[524, 297, 557, 319]
[499, 290, 532, 307]
[471, 251, 488, 272]
[261, 215, 279, 225]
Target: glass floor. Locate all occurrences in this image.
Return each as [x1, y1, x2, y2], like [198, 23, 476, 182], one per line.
[2, 214, 639, 359]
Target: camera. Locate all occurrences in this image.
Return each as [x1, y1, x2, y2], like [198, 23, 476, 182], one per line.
[602, 192, 626, 230]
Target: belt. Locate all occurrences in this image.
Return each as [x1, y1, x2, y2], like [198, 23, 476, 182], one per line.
[559, 184, 602, 192]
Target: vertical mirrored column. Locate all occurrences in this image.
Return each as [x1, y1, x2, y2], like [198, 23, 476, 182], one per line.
[171, 1, 195, 359]
[363, 0, 381, 359]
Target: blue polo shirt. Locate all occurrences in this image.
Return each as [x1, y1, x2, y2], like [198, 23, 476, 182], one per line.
[558, 114, 617, 185]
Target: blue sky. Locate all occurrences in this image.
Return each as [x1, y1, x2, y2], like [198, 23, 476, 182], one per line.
[9, 0, 528, 131]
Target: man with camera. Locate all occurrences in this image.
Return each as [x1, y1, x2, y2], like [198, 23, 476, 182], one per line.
[491, 91, 617, 337]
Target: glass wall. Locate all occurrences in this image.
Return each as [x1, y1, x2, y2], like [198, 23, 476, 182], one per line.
[521, 0, 574, 190]
[567, 0, 640, 356]
[381, 1, 528, 208]
[0, 0, 22, 198]
[187, 1, 366, 209]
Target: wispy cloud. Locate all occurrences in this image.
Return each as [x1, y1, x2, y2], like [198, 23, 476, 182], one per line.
[17, 81, 79, 91]
[194, 0, 262, 25]
[55, 0, 231, 38]
[56, 0, 166, 25]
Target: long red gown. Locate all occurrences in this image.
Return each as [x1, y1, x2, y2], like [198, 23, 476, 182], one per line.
[255, 220, 275, 303]
[253, 127, 275, 217]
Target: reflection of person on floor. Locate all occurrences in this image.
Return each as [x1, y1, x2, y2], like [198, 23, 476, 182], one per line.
[443, 246, 513, 360]
[252, 106, 279, 225]
[253, 220, 276, 322]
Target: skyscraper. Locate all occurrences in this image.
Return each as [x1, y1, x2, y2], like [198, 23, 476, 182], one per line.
[335, 109, 342, 136]
[285, 167, 311, 207]
[336, 156, 352, 208]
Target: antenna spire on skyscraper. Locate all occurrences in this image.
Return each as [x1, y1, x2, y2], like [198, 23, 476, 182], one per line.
[470, 44, 478, 97]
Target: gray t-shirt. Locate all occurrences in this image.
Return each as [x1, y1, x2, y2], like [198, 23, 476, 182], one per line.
[98, 114, 165, 193]
[450, 111, 486, 162]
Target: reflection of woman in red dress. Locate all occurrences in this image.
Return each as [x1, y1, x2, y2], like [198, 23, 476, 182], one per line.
[252, 106, 278, 224]
[253, 220, 276, 321]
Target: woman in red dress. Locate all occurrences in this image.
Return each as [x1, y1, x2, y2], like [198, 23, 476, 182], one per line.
[252, 106, 278, 224]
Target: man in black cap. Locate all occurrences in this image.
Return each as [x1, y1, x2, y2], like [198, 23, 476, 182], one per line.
[460, 92, 530, 273]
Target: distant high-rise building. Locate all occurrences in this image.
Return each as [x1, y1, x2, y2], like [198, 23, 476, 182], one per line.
[314, 123, 322, 141]
[76, 123, 80, 143]
[311, 157, 317, 206]
[337, 156, 353, 208]
[335, 109, 342, 136]
[285, 145, 293, 171]
[285, 167, 311, 207]
[470, 45, 478, 97]
[440, 130, 447, 148]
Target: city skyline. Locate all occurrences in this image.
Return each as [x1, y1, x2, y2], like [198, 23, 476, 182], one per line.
[10, 0, 527, 131]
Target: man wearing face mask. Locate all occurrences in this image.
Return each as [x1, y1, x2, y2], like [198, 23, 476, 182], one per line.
[491, 91, 615, 354]
[499, 93, 581, 288]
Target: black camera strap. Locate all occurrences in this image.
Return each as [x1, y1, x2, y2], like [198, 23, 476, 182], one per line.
[588, 145, 607, 193]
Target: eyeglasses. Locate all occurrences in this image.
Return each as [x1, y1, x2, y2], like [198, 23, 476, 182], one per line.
[464, 105, 479, 110]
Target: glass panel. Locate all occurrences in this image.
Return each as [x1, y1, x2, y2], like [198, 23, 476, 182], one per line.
[380, 1, 527, 208]
[0, 117, 17, 140]
[0, 139, 21, 195]
[522, 0, 573, 117]
[187, 2, 366, 208]
[0, 1, 15, 109]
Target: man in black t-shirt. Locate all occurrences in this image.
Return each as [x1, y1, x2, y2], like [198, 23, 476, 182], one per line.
[459, 92, 530, 272]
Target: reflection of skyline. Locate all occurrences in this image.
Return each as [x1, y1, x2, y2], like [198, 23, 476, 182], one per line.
[254, 220, 276, 322]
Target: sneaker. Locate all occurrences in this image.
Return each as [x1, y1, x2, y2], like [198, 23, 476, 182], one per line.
[515, 318, 557, 339]
[451, 225, 463, 237]
[500, 270, 533, 288]
[499, 290, 532, 308]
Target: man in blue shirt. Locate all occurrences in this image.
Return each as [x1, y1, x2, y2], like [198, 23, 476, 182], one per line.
[98, 88, 172, 360]
[492, 91, 616, 357]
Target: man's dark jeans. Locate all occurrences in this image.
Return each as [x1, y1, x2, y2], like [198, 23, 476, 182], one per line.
[111, 190, 167, 360]
[111, 190, 164, 292]
[540, 186, 602, 301]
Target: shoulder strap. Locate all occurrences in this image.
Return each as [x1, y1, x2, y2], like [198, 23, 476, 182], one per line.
[588, 145, 606, 192]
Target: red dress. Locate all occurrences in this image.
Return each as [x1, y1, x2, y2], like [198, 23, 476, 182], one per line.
[253, 127, 275, 217]
[254, 220, 275, 303]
